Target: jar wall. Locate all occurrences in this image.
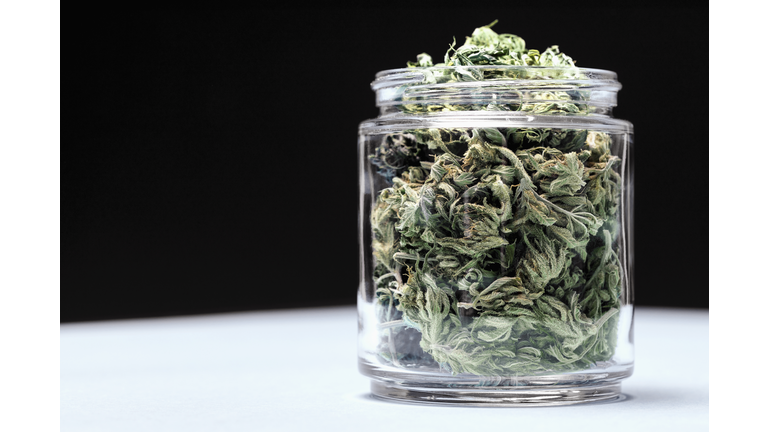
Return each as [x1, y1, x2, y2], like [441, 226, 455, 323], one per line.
[358, 114, 633, 405]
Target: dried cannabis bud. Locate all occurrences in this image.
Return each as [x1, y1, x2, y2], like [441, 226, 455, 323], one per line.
[369, 22, 623, 376]
[406, 20, 575, 69]
[392, 21, 591, 115]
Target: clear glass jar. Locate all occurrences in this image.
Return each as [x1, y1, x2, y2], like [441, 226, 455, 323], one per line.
[358, 66, 634, 406]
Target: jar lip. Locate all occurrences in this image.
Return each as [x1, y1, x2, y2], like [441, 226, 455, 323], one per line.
[372, 66, 619, 91]
[371, 66, 622, 113]
[375, 65, 617, 77]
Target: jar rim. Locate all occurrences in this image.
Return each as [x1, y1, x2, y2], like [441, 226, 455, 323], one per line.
[373, 66, 618, 89]
[375, 65, 617, 79]
[371, 66, 621, 113]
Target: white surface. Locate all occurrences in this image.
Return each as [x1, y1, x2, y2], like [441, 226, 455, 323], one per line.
[61, 306, 708, 431]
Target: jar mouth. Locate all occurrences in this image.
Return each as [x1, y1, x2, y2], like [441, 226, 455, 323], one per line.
[372, 66, 621, 115]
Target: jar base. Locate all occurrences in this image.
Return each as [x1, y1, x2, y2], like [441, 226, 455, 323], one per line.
[370, 380, 623, 407]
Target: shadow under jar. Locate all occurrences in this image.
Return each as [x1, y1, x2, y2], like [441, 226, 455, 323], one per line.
[358, 66, 634, 406]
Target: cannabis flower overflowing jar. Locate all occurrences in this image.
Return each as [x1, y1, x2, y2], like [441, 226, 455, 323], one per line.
[357, 65, 634, 406]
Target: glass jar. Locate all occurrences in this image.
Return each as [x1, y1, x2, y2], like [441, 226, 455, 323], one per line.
[357, 66, 634, 406]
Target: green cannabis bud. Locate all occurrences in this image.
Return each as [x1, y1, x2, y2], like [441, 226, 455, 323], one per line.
[369, 22, 624, 376]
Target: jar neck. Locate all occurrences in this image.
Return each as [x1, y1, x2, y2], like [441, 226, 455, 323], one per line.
[372, 66, 621, 118]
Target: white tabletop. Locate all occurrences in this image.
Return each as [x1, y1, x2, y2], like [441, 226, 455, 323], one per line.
[61, 306, 708, 431]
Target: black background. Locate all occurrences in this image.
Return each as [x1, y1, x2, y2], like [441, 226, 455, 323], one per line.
[63, 5, 708, 322]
